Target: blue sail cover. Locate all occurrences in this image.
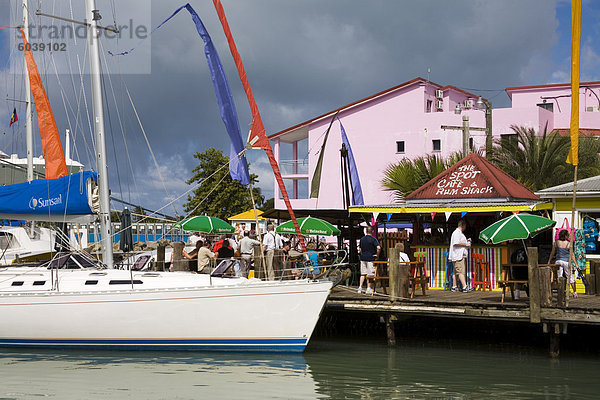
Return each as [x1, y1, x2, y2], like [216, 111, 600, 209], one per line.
[0, 171, 96, 222]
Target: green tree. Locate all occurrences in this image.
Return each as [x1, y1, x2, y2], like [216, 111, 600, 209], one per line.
[489, 125, 600, 191]
[184, 148, 264, 219]
[381, 152, 463, 201]
[260, 197, 274, 211]
[110, 211, 121, 223]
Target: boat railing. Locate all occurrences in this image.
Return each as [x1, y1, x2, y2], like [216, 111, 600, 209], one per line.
[116, 249, 347, 280]
[208, 249, 348, 281]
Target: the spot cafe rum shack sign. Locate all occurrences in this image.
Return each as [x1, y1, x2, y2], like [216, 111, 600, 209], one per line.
[406, 153, 540, 201]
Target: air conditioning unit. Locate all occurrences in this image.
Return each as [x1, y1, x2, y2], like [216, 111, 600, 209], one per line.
[436, 100, 444, 110]
[464, 99, 474, 109]
[435, 89, 444, 99]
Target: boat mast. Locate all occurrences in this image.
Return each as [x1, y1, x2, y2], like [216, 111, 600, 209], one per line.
[86, 0, 113, 268]
[22, 0, 33, 182]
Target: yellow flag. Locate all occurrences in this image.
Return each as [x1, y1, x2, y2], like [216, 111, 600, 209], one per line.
[567, 0, 582, 165]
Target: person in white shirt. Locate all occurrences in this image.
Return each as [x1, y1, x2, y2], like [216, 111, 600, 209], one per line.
[449, 219, 472, 292]
[188, 232, 202, 246]
[263, 224, 282, 280]
[239, 233, 261, 278]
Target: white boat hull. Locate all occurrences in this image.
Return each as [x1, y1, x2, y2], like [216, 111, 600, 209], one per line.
[0, 271, 331, 352]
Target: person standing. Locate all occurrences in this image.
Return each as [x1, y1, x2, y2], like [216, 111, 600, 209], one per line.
[357, 226, 380, 295]
[263, 224, 282, 280]
[188, 232, 202, 246]
[547, 229, 578, 298]
[450, 219, 472, 292]
[239, 233, 261, 278]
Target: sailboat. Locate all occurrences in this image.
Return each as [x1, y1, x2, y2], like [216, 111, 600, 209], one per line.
[0, 1, 333, 352]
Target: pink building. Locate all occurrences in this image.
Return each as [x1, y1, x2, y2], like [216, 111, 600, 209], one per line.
[269, 77, 600, 211]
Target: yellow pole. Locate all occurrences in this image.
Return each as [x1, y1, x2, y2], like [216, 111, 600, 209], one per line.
[567, 0, 582, 305]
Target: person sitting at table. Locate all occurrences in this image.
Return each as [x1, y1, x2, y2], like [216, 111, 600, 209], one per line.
[182, 241, 202, 271]
[215, 238, 235, 260]
[547, 229, 578, 298]
[196, 240, 215, 274]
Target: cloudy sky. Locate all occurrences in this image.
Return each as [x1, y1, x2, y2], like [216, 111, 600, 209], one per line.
[0, 0, 599, 218]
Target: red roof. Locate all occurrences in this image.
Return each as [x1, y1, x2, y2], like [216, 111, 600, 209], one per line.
[406, 153, 540, 201]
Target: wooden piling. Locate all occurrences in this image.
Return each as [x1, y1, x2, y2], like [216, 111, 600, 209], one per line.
[557, 277, 567, 308]
[156, 241, 166, 271]
[389, 247, 400, 302]
[587, 272, 596, 295]
[253, 247, 263, 279]
[527, 247, 541, 323]
[171, 242, 187, 272]
[399, 263, 410, 299]
[385, 314, 396, 346]
[539, 266, 552, 307]
[549, 323, 560, 358]
[592, 260, 600, 296]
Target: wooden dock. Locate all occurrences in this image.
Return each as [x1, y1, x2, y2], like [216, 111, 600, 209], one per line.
[327, 287, 600, 325]
[324, 281, 600, 356]
[317, 248, 600, 356]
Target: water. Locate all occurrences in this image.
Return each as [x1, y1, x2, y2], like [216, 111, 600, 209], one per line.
[1, 338, 599, 399]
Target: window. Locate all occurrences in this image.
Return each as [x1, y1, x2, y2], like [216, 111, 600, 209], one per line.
[0, 233, 18, 250]
[33, 281, 46, 286]
[279, 178, 309, 199]
[537, 102, 554, 112]
[432, 139, 441, 152]
[109, 280, 143, 285]
[426, 100, 432, 113]
[396, 141, 405, 153]
[469, 137, 474, 151]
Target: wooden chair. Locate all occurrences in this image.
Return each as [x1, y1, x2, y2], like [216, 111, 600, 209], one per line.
[443, 251, 453, 291]
[410, 251, 429, 298]
[497, 265, 528, 303]
[373, 261, 389, 295]
[472, 252, 492, 291]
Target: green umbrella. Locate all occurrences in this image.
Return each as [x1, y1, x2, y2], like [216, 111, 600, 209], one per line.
[479, 213, 556, 244]
[276, 216, 341, 236]
[175, 216, 235, 234]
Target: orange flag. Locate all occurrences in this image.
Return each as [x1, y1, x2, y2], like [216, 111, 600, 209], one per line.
[566, 0, 582, 166]
[1, 27, 68, 179]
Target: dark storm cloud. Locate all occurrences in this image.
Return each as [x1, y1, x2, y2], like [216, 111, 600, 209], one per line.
[2, 0, 560, 213]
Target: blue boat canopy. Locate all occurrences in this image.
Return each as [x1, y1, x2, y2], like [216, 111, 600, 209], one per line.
[0, 171, 98, 223]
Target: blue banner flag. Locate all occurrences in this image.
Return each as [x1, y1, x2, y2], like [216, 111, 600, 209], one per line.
[111, 4, 250, 185]
[339, 119, 364, 205]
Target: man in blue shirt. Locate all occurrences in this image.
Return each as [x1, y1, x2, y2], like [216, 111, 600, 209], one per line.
[358, 226, 381, 294]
